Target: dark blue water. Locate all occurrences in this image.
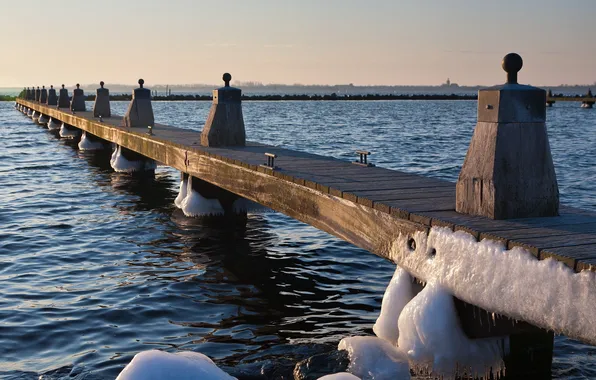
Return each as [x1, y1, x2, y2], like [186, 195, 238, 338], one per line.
[1, 100, 595, 379]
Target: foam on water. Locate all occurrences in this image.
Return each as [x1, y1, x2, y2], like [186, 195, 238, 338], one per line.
[389, 227, 596, 345]
[116, 350, 236, 380]
[78, 132, 104, 151]
[47, 118, 61, 131]
[338, 336, 411, 380]
[372, 266, 417, 345]
[181, 187, 224, 217]
[174, 177, 188, 208]
[110, 145, 157, 173]
[397, 281, 506, 378]
[59, 123, 80, 139]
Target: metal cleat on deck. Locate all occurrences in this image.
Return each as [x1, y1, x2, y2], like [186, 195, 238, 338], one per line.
[260, 152, 277, 170]
[353, 150, 375, 167]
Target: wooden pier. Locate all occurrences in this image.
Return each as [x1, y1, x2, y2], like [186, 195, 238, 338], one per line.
[15, 98, 596, 273]
[13, 53, 596, 378]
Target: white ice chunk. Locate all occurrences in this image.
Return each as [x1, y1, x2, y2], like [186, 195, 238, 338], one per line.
[59, 123, 80, 139]
[338, 336, 410, 380]
[110, 145, 157, 173]
[181, 186, 224, 217]
[390, 226, 596, 345]
[373, 266, 415, 345]
[78, 132, 104, 151]
[47, 118, 61, 131]
[116, 350, 236, 380]
[174, 177, 188, 209]
[317, 373, 361, 380]
[397, 281, 506, 378]
[38, 114, 49, 125]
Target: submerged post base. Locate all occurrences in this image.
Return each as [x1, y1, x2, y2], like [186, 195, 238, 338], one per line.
[503, 331, 554, 379]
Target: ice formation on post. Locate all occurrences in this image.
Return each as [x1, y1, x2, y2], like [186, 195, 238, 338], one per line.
[373, 267, 416, 345]
[390, 226, 596, 345]
[397, 281, 506, 377]
[78, 132, 104, 151]
[110, 145, 157, 173]
[338, 336, 411, 380]
[174, 176, 188, 209]
[47, 117, 61, 131]
[59, 123, 80, 139]
[317, 373, 361, 380]
[181, 182, 224, 217]
[38, 114, 49, 126]
[116, 350, 236, 380]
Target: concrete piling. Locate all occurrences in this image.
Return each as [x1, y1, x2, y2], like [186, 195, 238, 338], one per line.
[47, 85, 57, 106]
[456, 53, 559, 219]
[58, 85, 70, 109]
[93, 81, 111, 118]
[70, 84, 86, 112]
[456, 53, 557, 378]
[40, 86, 48, 104]
[200, 73, 246, 147]
[123, 79, 154, 128]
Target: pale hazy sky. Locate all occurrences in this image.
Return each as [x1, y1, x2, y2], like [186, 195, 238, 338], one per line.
[1, 0, 595, 87]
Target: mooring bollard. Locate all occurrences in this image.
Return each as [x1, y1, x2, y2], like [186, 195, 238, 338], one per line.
[456, 53, 559, 219]
[123, 79, 154, 128]
[200, 73, 246, 147]
[47, 85, 57, 106]
[456, 53, 558, 378]
[58, 85, 70, 109]
[70, 84, 86, 112]
[93, 81, 111, 118]
[34, 86, 41, 102]
[40, 86, 47, 103]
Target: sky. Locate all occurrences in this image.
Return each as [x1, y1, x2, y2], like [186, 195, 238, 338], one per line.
[1, 0, 595, 87]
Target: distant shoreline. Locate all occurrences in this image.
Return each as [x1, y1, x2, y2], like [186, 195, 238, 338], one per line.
[6, 94, 478, 102]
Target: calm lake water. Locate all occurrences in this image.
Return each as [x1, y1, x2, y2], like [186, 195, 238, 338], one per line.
[1, 100, 595, 379]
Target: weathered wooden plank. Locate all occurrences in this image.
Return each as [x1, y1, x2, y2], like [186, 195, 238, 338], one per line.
[188, 154, 428, 257]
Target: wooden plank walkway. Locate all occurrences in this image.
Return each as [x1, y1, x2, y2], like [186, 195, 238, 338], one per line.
[17, 99, 596, 274]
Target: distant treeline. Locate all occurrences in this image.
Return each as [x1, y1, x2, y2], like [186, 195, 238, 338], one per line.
[0, 95, 16, 101]
[83, 93, 478, 101]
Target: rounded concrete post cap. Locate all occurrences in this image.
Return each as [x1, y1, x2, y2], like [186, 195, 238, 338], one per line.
[42, 85, 45, 89]
[62, 84, 65, 88]
[51, 85, 53, 89]
[76, 83, 80, 89]
[502, 53, 522, 84]
[100, 81, 104, 88]
[138, 79, 144, 88]
[223, 73, 232, 87]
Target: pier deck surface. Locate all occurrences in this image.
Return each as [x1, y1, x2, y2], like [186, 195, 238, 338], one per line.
[18, 99, 596, 273]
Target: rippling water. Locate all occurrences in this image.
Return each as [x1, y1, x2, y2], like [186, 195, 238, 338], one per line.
[1, 100, 595, 379]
